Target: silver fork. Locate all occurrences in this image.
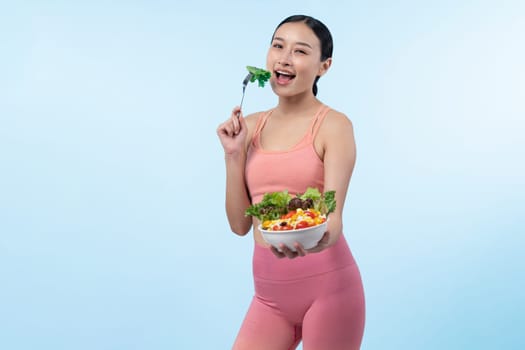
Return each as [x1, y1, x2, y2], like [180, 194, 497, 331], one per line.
[239, 72, 253, 113]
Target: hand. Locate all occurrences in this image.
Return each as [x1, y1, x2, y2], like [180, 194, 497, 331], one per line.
[270, 232, 330, 259]
[216, 106, 247, 155]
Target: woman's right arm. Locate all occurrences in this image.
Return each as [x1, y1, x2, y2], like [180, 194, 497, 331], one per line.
[216, 107, 255, 235]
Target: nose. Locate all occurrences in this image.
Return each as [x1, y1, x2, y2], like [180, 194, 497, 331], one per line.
[278, 51, 292, 66]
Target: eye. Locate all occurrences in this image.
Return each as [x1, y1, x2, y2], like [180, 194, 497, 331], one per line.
[272, 43, 283, 49]
[295, 49, 307, 55]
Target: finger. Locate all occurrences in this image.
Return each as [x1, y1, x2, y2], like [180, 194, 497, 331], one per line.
[279, 244, 298, 259]
[217, 122, 234, 137]
[232, 106, 241, 119]
[294, 243, 307, 257]
[323, 232, 330, 245]
[319, 231, 330, 245]
[306, 232, 330, 253]
[216, 123, 228, 137]
[270, 245, 285, 258]
[231, 118, 239, 135]
[231, 107, 242, 135]
[238, 111, 248, 130]
[232, 106, 242, 118]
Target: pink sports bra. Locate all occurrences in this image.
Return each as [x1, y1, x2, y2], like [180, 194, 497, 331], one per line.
[245, 104, 331, 204]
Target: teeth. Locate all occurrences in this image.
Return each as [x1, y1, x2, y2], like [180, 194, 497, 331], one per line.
[275, 71, 295, 79]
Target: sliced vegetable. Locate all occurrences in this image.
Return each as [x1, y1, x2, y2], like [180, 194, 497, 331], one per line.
[259, 208, 327, 231]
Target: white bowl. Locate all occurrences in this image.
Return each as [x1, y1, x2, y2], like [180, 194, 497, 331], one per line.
[259, 221, 328, 252]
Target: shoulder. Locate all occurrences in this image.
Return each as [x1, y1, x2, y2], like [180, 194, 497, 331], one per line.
[242, 110, 271, 150]
[243, 111, 267, 138]
[313, 106, 356, 159]
[320, 107, 354, 136]
[317, 108, 356, 163]
[244, 111, 265, 129]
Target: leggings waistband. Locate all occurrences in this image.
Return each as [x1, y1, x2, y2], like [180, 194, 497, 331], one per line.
[252, 234, 356, 281]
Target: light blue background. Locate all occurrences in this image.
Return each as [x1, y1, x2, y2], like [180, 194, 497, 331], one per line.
[1, 1, 524, 349]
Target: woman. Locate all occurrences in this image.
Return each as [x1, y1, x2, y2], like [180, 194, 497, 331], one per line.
[217, 15, 365, 350]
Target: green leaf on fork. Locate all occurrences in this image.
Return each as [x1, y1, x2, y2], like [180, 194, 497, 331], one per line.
[246, 66, 271, 87]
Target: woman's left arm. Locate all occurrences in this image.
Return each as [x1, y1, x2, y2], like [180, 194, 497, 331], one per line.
[314, 110, 357, 249]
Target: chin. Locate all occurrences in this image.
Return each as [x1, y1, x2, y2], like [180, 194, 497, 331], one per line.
[270, 82, 297, 97]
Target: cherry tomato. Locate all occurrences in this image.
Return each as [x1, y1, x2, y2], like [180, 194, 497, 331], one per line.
[305, 211, 316, 218]
[295, 221, 311, 229]
[273, 224, 292, 231]
[281, 210, 297, 220]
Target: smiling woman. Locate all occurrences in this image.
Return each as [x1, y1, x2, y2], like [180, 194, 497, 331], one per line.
[268, 15, 333, 97]
[2, 1, 524, 349]
[216, 14, 365, 350]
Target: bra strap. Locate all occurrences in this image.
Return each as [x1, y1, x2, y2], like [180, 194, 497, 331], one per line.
[251, 109, 273, 145]
[311, 105, 331, 139]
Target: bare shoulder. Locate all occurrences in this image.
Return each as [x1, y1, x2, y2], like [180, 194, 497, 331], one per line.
[243, 111, 266, 150]
[244, 111, 264, 129]
[244, 111, 267, 136]
[320, 108, 355, 136]
[313, 107, 355, 160]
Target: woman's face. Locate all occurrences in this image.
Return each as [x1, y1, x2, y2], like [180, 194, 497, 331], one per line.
[266, 21, 331, 97]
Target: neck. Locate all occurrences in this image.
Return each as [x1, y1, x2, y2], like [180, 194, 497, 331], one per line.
[276, 93, 321, 115]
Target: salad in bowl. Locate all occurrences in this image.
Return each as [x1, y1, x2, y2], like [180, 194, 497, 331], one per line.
[245, 188, 336, 251]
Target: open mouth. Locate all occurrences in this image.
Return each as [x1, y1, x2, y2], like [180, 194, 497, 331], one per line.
[275, 71, 296, 84]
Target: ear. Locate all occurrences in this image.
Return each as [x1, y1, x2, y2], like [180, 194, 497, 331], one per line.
[318, 57, 332, 77]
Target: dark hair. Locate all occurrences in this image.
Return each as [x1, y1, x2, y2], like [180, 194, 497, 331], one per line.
[273, 15, 333, 96]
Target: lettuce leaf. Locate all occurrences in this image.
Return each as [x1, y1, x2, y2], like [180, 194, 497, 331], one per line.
[246, 66, 271, 87]
[244, 190, 292, 222]
[321, 190, 336, 214]
[300, 188, 336, 214]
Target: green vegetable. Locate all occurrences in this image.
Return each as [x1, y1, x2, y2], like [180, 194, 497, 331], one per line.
[247, 66, 271, 87]
[245, 187, 336, 222]
[245, 190, 292, 222]
[300, 188, 336, 214]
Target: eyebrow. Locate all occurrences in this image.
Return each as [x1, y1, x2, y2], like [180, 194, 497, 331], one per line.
[273, 36, 313, 49]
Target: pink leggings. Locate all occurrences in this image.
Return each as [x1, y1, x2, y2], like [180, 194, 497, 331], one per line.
[233, 239, 365, 350]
